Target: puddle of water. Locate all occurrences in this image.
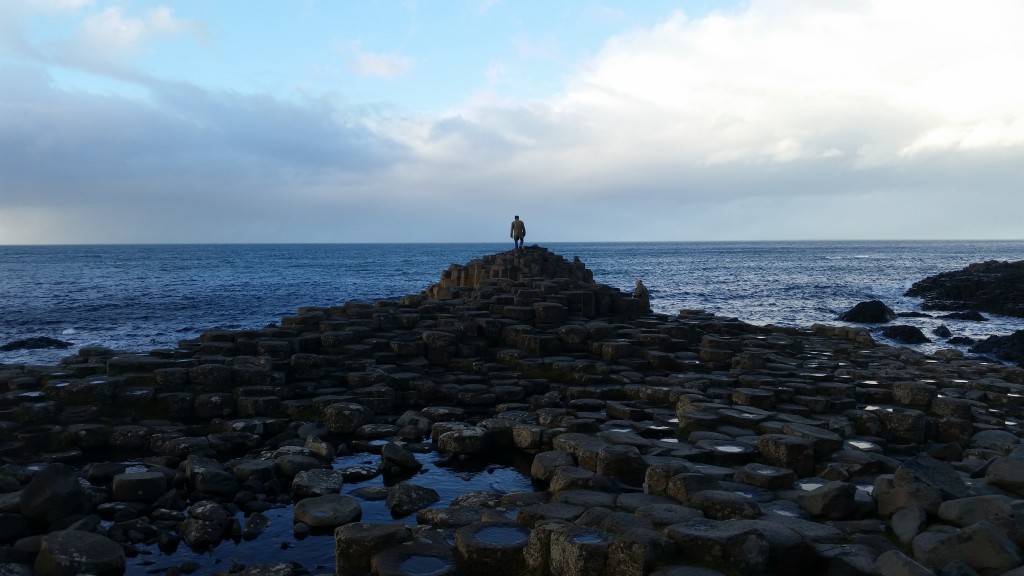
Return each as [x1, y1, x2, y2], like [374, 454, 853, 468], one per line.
[124, 446, 533, 574]
[399, 555, 453, 576]
[796, 479, 827, 491]
[476, 526, 529, 546]
[847, 440, 880, 451]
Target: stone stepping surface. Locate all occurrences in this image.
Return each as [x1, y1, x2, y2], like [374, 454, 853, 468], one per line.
[1, 245, 1024, 575]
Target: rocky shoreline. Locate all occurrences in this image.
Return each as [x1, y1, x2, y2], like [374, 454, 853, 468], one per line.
[2, 246, 1024, 575]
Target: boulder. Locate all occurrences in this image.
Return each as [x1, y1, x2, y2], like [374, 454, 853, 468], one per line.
[293, 494, 361, 528]
[881, 325, 931, 344]
[34, 531, 125, 576]
[837, 300, 896, 323]
[0, 337, 72, 352]
[181, 500, 232, 549]
[796, 481, 857, 520]
[19, 464, 89, 527]
[291, 468, 345, 499]
[111, 471, 167, 502]
[386, 482, 439, 518]
[984, 456, 1024, 495]
[379, 441, 422, 473]
[922, 520, 1022, 575]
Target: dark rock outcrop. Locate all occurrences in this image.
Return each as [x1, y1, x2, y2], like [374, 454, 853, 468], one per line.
[837, 300, 896, 323]
[881, 325, 931, 344]
[971, 330, 1024, 366]
[939, 310, 988, 321]
[906, 260, 1024, 317]
[0, 336, 73, 352]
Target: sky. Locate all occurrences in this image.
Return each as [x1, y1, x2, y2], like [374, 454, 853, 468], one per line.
[1, 0, 1023, 244]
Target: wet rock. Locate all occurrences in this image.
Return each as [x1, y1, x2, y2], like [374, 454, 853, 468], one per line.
[546, 524, 613, 576]
[34, 530, 124, 576]
[531, 449, 575, 483]
[323, 402, 374, 434]
[756, 434, 816, 478]
[438, 426, 490, 456]
[370, 541, 456, 576]
[922, 520, 1022, 575]
[241, 511, 271, 540]
[454, 521, 531, 575]
[881, 325, 931, 344]
[111, 471, 167, 502]
[733, 462, 798, 490]
[293, 494, 361, 529]
[334, 522, 412, 575]
[664, 518, 770, 574]
[19, 464, 89, 528]
[0, 337, 72, 352]
[797, 480, 857, 520]
[181, 500, 232, 549]
[303, 434, 336, 461]
[386, 482, 439, 518]
[689, 489, 761, 520]
[291, 468, 345, 499]
[376, 441, 419, 475]
[604, 527, 677, 576]
[837, 301, 896, 323]
[517, 503, 586, 527]
[906, 259, 1024, 318]
[666, 472, 721, 504]
[971, 330, 1024, 366]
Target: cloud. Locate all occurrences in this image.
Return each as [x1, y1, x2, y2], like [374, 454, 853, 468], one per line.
[62, 6, 203, 65]
[2, 0, 1024, 243]
[345, 44, 414, 79]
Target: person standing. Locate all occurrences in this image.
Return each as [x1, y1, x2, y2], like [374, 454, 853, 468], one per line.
[633, 279, 650, 312]
[510, 215, 526, 252]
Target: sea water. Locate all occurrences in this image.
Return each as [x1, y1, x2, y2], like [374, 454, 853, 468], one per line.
[2, 240, 1024, 366]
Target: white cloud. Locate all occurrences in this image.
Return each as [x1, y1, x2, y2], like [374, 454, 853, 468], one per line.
[2, 0, 1024, 243]
[346, 44, 414, 79]
[67, 6, 203, 63]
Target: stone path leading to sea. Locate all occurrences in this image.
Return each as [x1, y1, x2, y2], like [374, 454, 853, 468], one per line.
[2, 245, 1024, 575]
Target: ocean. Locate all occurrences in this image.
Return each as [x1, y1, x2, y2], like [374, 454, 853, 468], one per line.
[2, 241, 1024, 367]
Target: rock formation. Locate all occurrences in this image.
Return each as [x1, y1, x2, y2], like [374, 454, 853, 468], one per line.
[906, 260, 1024, 318]
[0, 246, 1023, 575]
